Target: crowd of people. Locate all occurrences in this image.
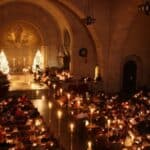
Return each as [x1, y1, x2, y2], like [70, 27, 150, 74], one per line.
[0, 95, 63, 150]
[31, 66, 150, 149]
[47, 76, 150, 150]
[0, 66, 149, 150]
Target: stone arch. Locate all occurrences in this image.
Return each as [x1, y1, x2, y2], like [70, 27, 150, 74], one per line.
[0, 1, 64, 68]
[0, 0, 70, 30]
[56, 0, 103, 71]
[0, 0, 100, 76]
[121, 55, 143, 90]
[53, 1, 99, 77]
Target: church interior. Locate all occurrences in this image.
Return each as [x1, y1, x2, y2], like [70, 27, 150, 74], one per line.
[0, 0, 149, 150]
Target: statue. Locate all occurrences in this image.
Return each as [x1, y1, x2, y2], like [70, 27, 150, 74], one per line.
[63, 51, 70, 70]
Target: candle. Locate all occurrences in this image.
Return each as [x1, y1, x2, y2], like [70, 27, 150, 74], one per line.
[48, 101, 53, 109]
[87, 141, 92, 150]
[57, 110, 63, 119]
[70, 123, 75, 150]
[52, 84, 56, 90]
[107, 119, 111, 128]
[60, 88, 63, 96]
[57, 110, 63, 138]
[77, 100, 81, 108]
[67, 93, 71, 100]
[85, 120, 89, 127]
[48, 102, 53, 124]
[69, 123, 75, 133]
[94, 65, 99, 81]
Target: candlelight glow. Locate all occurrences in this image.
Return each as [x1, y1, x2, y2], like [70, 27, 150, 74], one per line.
[57, 110, 63, 119]
[69, 123, 75, 133]
[52, 84, 56, 90]
[87, 141, 92, 150]
[85, 120, 89, 127]
[35, 119, 42, 126]
[89, 107, 95, 115]
[67, 93, 71, 100]
[60, 88, 63, 95]
[107, 119, 111, 128]
[48, 101, 53, 109]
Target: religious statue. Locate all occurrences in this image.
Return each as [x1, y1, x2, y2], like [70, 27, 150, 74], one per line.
[63, 50, 70, 70]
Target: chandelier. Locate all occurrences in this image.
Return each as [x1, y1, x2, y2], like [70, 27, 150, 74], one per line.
[138, 0, 150, 15]
[82, 0, 96, 25]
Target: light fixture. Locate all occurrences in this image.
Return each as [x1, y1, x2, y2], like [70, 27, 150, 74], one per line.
[138, 0, 150, 15]
[82, 0, 96, 25]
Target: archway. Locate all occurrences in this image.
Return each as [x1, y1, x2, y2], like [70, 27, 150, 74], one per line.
[0, 2, 61, 72]
[0, 0, 98, 77]
[122, 60, 137, 92]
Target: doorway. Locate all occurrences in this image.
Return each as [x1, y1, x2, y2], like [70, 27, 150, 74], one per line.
[122, 60, 137, 92]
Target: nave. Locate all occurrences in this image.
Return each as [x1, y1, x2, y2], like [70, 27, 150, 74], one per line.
[0, 72, 149, 150]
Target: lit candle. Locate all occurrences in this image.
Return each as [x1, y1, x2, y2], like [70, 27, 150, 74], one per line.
[94, 65, 99, 81]
[57, 110, 63, 138]
[107, 119, 111, 128]
[48, 102, 53, 124]
[69, 122, 75, 150]
[90, 107, 95, 115]
[57, 110, 63, 119]
[77, 100, 81, 108]
[107, 119, 111, 141]
[48, 101, 53, 109]
[87, 141, 92, 150]
[67, 93, 71, 108]
[85, 120, 89, 127]
[59, 88, 63, 96]
[59, 101, 63, 107]
[67, 93, 71, 100]
[52, 84, 56, 90]
[69, 123, 75, 133]
[35, 119, 41, 126]
[89, 107, 95, 127]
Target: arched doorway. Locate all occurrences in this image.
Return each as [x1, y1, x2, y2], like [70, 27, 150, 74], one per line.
[122, 60, 137, 92]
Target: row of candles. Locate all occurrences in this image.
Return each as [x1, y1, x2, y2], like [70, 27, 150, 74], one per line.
[0, 97, 63, 149]
[47, 100, 93, 150]
[44, 83, 118, 150]
[38, 82, 150, 150]
[49, 84, 122, 149]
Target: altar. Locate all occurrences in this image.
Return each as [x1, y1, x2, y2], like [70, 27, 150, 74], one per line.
[9, 74, 48, 91]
